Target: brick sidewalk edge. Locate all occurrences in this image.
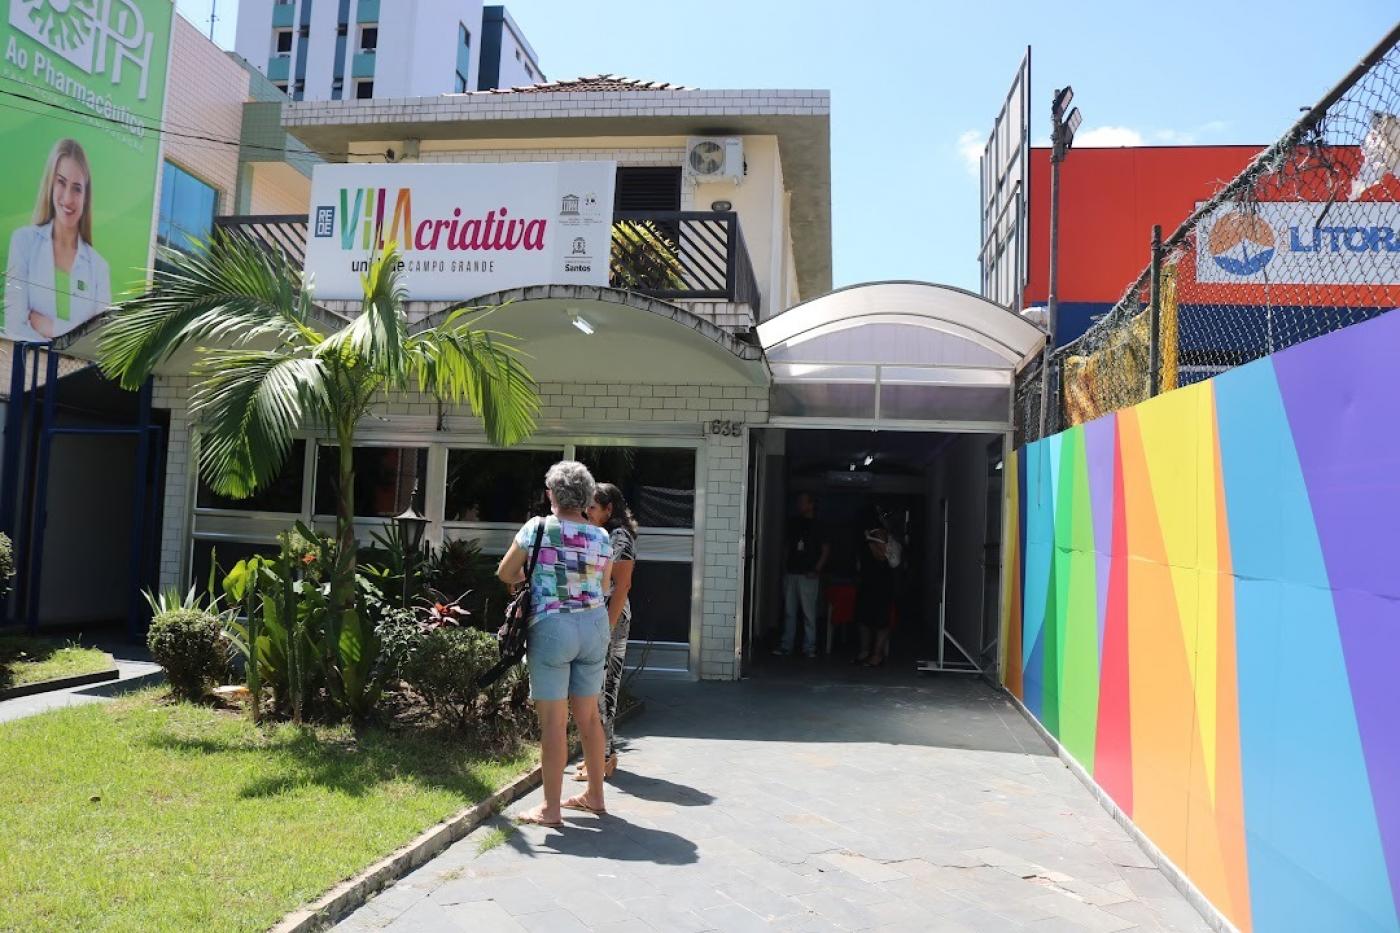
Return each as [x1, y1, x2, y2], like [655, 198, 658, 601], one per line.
[0, 665, 120, 701]
[272, 699, 646, 933]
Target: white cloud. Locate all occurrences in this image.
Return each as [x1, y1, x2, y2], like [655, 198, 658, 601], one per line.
[1154, 120, 1230, 145]
[956, 129, 984, 175]
[1074, 125, 1145, 147]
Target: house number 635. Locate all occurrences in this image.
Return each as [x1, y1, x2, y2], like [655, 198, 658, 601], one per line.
[707, 419, 743, 436]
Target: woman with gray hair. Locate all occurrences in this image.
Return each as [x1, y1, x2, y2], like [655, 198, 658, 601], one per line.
[498, 460, 614, 826]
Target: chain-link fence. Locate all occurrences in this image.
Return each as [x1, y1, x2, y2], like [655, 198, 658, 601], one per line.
[1021, 22, 1400, 442]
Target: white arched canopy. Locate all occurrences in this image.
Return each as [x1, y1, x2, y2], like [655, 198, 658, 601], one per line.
[755, 281, 1046, 430]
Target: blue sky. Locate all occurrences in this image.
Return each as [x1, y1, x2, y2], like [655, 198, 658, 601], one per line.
[179, 0, 1398, 292]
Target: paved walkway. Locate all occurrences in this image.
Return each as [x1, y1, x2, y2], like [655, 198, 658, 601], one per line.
[0, 654, 161, 724]
[337, 670, 1210, 932]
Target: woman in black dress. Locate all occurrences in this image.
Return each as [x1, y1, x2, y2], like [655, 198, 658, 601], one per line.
[854, 527, 895, 666]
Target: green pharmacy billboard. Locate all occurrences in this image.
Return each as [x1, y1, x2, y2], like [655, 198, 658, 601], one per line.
[1, 0, 173, 342]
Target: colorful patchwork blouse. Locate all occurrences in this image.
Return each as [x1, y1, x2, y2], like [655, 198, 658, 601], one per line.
[514, 516, 612, 617]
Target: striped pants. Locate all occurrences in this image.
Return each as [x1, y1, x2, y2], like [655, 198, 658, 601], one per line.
[600, 614, 631, 757]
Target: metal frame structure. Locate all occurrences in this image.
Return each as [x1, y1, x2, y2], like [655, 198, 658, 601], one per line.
[187, 420, 709, 678]
[0, 344, 161, 638]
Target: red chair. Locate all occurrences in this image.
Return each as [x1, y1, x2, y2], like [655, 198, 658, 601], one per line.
[823, 582, 857, 654]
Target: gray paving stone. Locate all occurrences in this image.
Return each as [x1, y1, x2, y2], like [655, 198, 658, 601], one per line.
[699, 902, 774, 932]
[517, 908, 591, 932]
[438, 898, 528, 931]
[335, 677, 1211, 933]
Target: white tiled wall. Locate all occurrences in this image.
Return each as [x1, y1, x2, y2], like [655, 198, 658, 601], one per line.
[156, 377, 767, 680]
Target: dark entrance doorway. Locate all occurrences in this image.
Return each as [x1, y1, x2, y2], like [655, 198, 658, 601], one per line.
[741, 427, 1004, 680]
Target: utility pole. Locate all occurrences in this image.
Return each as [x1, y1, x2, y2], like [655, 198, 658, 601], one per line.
[1038, 87, 1082, 439]
[208, 0, 218, 41]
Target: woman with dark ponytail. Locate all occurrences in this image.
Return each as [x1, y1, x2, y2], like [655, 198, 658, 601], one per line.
[581, 482, 638, 780]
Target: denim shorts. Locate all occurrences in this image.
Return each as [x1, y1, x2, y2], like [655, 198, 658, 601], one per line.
[526, 605, 610, 701]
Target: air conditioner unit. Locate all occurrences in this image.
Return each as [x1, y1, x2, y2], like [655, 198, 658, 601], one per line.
[685, 137, 744, 183]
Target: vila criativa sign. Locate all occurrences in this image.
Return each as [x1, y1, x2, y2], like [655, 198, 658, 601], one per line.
[304, 161, 617, 301]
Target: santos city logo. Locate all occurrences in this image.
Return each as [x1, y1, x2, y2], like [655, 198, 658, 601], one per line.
[1207, 211, 1276, 276]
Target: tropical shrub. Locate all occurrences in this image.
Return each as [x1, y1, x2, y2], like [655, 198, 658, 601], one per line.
[424, 538, 507, 627]
[399, 625, 501, 730]
[97, 237, 539, 673]
[147, 608, 224, 701]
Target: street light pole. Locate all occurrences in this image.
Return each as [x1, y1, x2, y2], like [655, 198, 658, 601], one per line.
[1038, 87, 1081, 440]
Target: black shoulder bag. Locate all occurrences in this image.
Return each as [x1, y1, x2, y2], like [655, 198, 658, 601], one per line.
[479, 518, 546, 688]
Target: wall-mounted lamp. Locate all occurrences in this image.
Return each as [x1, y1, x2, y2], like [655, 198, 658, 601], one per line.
[571, 313, 595, 336]
[710, 199, 733, 212]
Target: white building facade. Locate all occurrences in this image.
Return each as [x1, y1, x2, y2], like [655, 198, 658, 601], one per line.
[235, 0, 542, 101]
[140, 78, 831, 681]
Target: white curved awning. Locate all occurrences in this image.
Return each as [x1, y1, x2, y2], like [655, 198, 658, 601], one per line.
[757, 281, 1045, 370]
[756, 281, 1046, 430]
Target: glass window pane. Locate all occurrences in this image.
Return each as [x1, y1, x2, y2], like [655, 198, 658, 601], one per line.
[878, 384, 1009, 423]
[625, 560, 692, 643]
[314, 446, 428, 517]
[574, 447, 696, 529]
[191, 539, 281, 593]
[157, 165, 176, 244]
[444, 449, 563, 524]
[769, 382, 877, 420]
[197, 439, 306, 512]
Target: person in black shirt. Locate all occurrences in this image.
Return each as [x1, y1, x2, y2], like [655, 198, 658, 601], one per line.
[854, 527, 895, 666]
[775, 492, 830, 657]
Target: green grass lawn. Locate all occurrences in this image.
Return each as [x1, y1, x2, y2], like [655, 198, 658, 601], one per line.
[0, 691, 535, 932]
[0, 636, 115, 690]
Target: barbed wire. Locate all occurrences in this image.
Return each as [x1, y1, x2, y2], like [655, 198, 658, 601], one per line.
[1021, 23, 1400, 441]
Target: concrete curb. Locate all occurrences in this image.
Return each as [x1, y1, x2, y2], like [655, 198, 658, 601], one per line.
[0, 665, 119, 701]
[1002, 688, 1238, 933]
[272, 698, 647, 933]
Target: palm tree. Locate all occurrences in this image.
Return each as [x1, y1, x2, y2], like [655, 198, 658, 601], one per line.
[97, 234, 539, 629]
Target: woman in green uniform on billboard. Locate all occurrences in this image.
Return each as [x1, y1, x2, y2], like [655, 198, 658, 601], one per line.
[4, 138, 111, 341]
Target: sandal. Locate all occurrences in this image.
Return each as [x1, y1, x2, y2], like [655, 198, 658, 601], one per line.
[561, 794, 607, 815]
[514, 809, 563, 828]
[574, 755, 618, 782]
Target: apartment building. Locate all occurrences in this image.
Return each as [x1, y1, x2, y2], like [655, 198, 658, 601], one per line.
[234, 0, 542, 101]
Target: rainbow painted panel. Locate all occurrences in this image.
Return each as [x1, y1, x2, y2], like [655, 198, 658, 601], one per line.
[1002, 311, 1400, 932]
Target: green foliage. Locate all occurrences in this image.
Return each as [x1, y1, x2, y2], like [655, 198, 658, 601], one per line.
[147, 608, 224, 701]
[360, 522, 428, 612]
[219, 523, 395, 724]
[142, 584, 213, 616]
[399, 626, 502, 730]
[97, 235, 540, 695]
[0, 533, 15, 603]
[611, 220, 686, 290]
[424, 537, 508, 626]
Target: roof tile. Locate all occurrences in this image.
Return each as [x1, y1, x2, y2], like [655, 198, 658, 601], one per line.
[467, 74, 691, 95]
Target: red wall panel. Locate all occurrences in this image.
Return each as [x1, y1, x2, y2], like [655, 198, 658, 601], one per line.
[1024, 146, 1262, 306]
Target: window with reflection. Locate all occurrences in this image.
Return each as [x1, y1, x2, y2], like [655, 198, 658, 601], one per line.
[314, 446, 427, 517]
[196, 440, 306, 513]
[574, 446, 696, 528]
[191, 540, 281, 592]
[625, 561, 693, 643]
[444, 449, 563, 524]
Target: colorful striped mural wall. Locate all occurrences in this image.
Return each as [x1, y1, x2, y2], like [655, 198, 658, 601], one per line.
[1000, 311, 1400, 932]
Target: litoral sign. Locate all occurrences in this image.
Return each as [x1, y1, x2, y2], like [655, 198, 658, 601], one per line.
[1196, 201, 1400, 285]
[305, 161, 617, 301]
